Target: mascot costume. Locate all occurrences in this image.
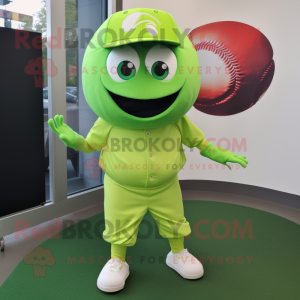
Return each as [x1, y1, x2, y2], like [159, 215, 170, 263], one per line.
[48, 8, 248, 293]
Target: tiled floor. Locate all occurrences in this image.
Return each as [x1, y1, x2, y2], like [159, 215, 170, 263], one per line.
[1, 190, 300, 286]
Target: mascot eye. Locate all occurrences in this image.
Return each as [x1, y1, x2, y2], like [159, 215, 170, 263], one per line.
[145, 44, 177, 81]
[107, 45, 140, 82]
[151, 61, 168, 80]
[117, 60, 136, 80]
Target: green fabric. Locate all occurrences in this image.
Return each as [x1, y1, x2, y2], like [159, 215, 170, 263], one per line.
[102, 8, 181, 48]
[169, 237, 184, 254]
[175, 115, 205, 148]
[77, 115, 204, 188]
[1, 201, 300, 299]
[111, 244, 127, 262]
[201, 142, 248, 170]
[82, 13, 200, 130]
[102, 174, 191, 246]
[48, 115, 92, 152]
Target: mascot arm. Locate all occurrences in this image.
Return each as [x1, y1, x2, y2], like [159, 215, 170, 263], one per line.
[48, 115, 112, 153]
[176, 115, 248, 170]
[175, 115, 206, 149]
[199, 141, 248, 170]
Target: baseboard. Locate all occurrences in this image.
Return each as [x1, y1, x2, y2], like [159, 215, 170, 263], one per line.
[179, 180, 300, 210]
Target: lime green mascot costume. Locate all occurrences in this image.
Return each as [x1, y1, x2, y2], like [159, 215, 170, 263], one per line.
[48, 8, 248, 293]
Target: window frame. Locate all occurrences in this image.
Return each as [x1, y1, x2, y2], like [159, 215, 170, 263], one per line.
[0, 0, 115, 238]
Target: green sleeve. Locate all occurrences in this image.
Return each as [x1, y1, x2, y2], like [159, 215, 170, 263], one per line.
[175, 115, 205, 148]
[79, 117, 113, 153]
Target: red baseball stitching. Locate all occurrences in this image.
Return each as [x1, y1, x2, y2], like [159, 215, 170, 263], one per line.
[194, 40, 242, 106]
[260, 61, 274, 84]
[252, 60, 274, 106]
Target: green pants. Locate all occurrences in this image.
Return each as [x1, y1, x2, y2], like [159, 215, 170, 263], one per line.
[103, 174, 191, 246]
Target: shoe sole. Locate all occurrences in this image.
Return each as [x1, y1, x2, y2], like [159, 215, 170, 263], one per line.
[166, 260, 204, 280]
[97, 272, 130, 293]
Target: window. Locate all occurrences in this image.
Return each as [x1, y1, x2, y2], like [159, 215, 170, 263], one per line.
[0, 0, 110, 240]
[65, 0, 107, 195]
[0, 0, 50, 200]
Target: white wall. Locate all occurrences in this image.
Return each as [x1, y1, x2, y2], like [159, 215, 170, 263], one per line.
[123, 0, 300, 195]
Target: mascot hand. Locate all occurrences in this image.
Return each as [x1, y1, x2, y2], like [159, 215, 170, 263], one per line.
[48, 115, 83, 150]
[200, 142, 248, 170]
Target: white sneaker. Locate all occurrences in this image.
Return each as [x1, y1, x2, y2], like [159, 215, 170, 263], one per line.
[97, 258, 130, 293]
[166, 249, 204, 279]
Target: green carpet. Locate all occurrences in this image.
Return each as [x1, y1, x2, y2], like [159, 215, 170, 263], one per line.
[1, 201, 300, 300]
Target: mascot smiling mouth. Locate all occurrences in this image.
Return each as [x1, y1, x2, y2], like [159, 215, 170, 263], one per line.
[108, 89, 181, 118]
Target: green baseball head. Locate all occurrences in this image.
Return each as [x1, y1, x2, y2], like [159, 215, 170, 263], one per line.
[82, 8, 200, 129]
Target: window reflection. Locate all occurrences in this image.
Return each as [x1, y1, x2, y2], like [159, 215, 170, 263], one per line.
[65, 0, 107, 194]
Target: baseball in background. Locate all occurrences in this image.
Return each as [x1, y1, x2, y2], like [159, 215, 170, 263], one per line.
[123, 0, 300, 196]
[188, 21, 275, 116]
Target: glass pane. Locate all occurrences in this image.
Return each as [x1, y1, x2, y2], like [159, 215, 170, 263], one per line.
[0, 0, 50, 201]
[65, 0, 107, 195]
